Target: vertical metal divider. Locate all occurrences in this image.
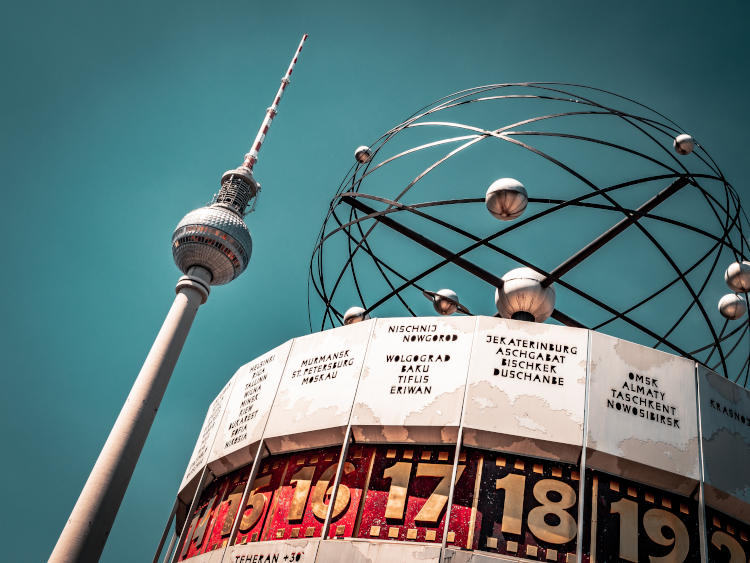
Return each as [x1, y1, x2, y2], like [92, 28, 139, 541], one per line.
[576, 329, 592, 563]
[588, 476, 598, 563]
[217, 338, 296, 562]
[464, 455, 483, 552]
[162, 532, 178, 563]
[440, 431, 465, 561]
[171, 466, 210, 563]
[321, 426, 354, 540]
[152, 500, 178, 563]
[319, 319, 377, 551]
[694, 363, 708, 562]
[221, 439, 267, 554]
[440, 316, 479, 562]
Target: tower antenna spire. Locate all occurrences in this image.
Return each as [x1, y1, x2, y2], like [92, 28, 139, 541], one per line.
[215, 34, 308, 216]
[243, 33, 308, 171]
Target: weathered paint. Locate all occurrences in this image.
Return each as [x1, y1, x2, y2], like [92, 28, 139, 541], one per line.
[264, 321, 373, 453]
[698, 365, 750, 521]
[224, 538, 320, 562]
[586, 331, 699, 493]
[462, 316, 587, 462]
[351, 316, 475, 443]
[181, 378, 237, 500]
[315, 538, 442, 562]
[209, 341, 292, 474]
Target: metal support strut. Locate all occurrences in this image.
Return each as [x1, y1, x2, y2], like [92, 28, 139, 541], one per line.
[340, 195, 584, 328]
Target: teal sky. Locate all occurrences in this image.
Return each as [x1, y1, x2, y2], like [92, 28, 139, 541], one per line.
[2, 1, 749, 561]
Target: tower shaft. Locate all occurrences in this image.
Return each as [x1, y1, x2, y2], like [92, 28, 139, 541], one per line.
[49, 267, 211, 563]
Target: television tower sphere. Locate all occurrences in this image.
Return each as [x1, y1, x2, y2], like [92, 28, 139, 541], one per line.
[718, 293, 747, 320]
[485, 178, 528, 220]
[343, 306, 370, 325]
[354, 145, 373, 164]
[172, 205, 253, 286]
[724, 261, 750, 293]
[673, 133, 695, 155]
[495, 267, 556, 322]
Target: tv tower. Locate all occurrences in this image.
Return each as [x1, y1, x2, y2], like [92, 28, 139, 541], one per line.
[49, 34, 308, 563]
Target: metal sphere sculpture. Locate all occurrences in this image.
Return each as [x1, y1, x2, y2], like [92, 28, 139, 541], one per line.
[673, 133, 696, 155]
[172, 167, 257, 285]
[495, 268, 556, 322]
[309, 83, 750, 383]
[354, 146, 373, 164]
[343, 306, 370, 325]
[485, 178, 528, 220]
[423, 288, 470, 316]
[719, 294, 747, 320]
[725, 261, 750, 293]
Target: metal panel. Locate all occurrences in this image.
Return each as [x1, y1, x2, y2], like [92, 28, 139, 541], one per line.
[446, 550, 522, 563]
[223, 538, 321, 562]
[582, 469, 700, 563]
[180, 378, 236, 498]
[705, 506, 750, 561]
[258, 447, 361, 542]
[263, 320, 373, 453]
[351, 316, 475, 443]
[179, 475, 233, 560]
[209, 341, 292, 474]
[314, 539, 441, 562]
[469, 450, 580, 562]
[586, 331, 699, 493]
[353, 445, 472, 546]
[698, 365, 750, 522]
[462, 316, 588, 462]
[199, 466, 253, 555]
[233, 454, 287, 546]
[177, 553, 215, 563]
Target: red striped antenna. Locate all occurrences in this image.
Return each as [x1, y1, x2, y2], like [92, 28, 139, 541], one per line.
[242, 34, 309, 170]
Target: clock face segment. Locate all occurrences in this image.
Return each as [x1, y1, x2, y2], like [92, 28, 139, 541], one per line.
[351, 316, 475, 443]
[586, 331, 700, 484]
[353, 445, 476, 546]
[264, 321, 373, 452]
[180, 378, 235, 494]
[210, 341, 292, 472]
[582, 470, 701, 563]
[698, 365, 750, 513]
[463, 316, 588, 460]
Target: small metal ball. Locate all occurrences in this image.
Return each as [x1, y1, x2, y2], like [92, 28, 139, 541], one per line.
[718, 293, 747, 320]
[724, 261, 750, 293]
[673, 134, 695, 155]
[343, 306, 370, 325]
[422, 288, 470, 315]
[495, 267, 555, 322]
[485, 178, 528, 221]
[432, 289, 460, 315]
[354, 146, 373, 164]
